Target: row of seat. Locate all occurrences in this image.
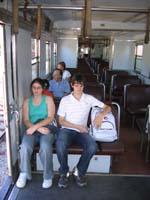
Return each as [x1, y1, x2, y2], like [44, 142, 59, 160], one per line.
[84, 82, 150, 129]
[68, 60, 150, 130]
[84, 58, 150, 161]
[85, 61, 150, 129]
[110, 74, 141, 102]
[89, 59, 150, 162]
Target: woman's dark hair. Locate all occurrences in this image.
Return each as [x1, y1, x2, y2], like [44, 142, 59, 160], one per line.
[42, 79, 49, 89]
[58, 61, 66, 70]
[71, 73, 85, 85]
[30, 78, 44, 92]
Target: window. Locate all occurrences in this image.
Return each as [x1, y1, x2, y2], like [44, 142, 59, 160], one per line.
[45, 41, 51, 74]
[53, 42, 57, 69]
[31, 39, 40, 79]
[134, 44, 143, 72]
[0, 23, 9, 192]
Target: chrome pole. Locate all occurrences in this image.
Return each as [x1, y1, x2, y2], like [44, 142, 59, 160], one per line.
[19, 5, 149, 13]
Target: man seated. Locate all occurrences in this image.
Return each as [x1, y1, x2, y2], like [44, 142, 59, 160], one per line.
[57, 61, 71, 81]
[56, 73, 111, 188]
[49, 69, 71, 99]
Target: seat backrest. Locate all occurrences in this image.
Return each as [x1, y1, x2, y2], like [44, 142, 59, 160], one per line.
[84, 74, 98, 83]
[84, 83, 105, 101]
[144, 106, 150, 133]
[110, 102, 120, 138]
[124, 84, 150, 110]
[111, 75, 141, 93]
[105, 70, 129, 85]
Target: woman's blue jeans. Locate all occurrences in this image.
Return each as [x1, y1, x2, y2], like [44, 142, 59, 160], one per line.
[19, 124, 56, 180]
[56, 128, 97, 176]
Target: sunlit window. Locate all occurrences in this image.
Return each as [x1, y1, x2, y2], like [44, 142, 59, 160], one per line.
[45, 41, 51, 74]
[53, 42, 57, 69]
[134, 44, 143, 72]
[31, 39, 38, 64]
[0, 24, 8, 192]
[31, 39, 40, 79]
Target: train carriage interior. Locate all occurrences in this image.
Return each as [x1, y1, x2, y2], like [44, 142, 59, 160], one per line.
[0, 0, 150, 199]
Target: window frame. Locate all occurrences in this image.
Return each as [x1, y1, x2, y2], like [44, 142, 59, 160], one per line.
[134, 43, 143, 73]
[31, 38, 40, 79]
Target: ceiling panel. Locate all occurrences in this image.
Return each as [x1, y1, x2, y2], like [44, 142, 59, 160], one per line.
[19, 0, 150, 40]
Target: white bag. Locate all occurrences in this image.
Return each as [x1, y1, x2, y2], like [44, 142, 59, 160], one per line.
[90, 107, 118, 142]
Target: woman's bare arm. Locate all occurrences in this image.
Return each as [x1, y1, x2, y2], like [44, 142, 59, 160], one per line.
[24, 96, 55, 135]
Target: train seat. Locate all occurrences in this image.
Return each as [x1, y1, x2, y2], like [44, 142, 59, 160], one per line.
[84, 83, 105, 102]
[124, 84, 150, 128]
[136, 105, 150, 162]
[110, 74, 141, 104]
[33, 102, 124, 173]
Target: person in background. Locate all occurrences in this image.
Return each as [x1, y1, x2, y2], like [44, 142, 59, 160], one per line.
[42, 79, 54, 99]
[49, 69, 71, 99]
[56, 74, 111, 188]
[16, 78, 55, 189]
[57, 61, 71, 81]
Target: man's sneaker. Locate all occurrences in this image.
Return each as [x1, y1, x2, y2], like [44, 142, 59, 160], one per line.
[75, 175, 87, 187]
[72, 167, 79, 176]
[58, 174, 69, 188]
[42, 179, 53, 189]
[16, 173, 27, 188]
[72, 167, 87, 187]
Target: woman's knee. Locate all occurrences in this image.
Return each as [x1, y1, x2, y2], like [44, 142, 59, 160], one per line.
[40, 141, 52, 153]
[20, 142, 33, 154]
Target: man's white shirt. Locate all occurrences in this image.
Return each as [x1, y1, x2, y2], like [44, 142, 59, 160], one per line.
[62, 70, 71, 80]
[57, 93, 104, 132]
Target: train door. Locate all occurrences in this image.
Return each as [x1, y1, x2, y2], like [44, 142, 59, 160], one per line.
[0, 23, 20, 198]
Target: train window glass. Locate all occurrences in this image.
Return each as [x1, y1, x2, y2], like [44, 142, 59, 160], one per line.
[31, 38, 38, 64]
[0, 24, 8, 191]
[45, 41, 51, 74]
[53, 42, 57, 69]
[31, 39, 40, 79]
[135, 44, 143, 72]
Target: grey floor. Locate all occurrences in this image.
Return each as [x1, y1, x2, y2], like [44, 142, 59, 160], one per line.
[11, 174, 150, 200]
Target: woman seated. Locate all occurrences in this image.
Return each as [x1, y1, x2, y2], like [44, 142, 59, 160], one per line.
[16, 78, 55, 189]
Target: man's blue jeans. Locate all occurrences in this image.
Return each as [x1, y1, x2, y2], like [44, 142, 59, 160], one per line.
[56, 128, 97, 176]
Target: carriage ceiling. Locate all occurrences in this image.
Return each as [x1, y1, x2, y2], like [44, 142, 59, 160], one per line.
[19, 0, 150, 40]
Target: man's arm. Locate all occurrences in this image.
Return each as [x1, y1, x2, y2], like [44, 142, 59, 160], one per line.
[93, 104, 111, 128]
[59, 115, 88, 133]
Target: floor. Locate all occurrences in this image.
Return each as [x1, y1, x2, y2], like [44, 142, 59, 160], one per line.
[12, 174, 150, 200]
[112, 121, 150, 175]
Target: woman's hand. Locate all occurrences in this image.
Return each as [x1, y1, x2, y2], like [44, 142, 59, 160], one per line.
[37, 127, 50, 135]
[26, 125, 37, 135]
